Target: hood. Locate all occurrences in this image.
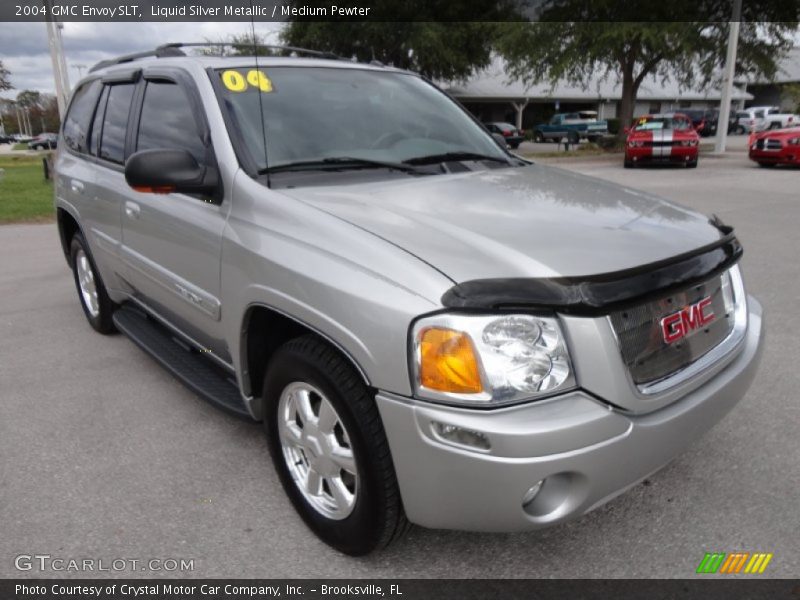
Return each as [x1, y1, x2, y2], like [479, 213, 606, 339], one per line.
[278, 164, 724, 283]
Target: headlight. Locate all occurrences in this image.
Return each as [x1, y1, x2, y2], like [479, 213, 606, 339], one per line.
[411, 314, 576, 406]
[787, 137, 800, 145]
[680, 139, 699, 147]
[628, 140, 644, 147]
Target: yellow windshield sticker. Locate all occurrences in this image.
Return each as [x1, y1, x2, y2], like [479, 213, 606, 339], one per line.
[221, 69, 273, 93]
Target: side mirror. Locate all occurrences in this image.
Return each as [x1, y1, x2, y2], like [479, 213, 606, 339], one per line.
[125, 149, 218, 196]
[491, 132, 509, 149]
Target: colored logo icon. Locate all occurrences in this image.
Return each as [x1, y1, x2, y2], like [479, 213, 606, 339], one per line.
[696, 552, 773, 574]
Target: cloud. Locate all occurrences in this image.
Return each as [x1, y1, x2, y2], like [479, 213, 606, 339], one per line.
[0, 22, 283, 99]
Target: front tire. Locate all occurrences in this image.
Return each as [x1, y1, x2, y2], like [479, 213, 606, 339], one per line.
[533, 131, 544, 143]
[70, 232, 116, 333]
[263, 335, 408, 555]
[624, 157, 634, 168]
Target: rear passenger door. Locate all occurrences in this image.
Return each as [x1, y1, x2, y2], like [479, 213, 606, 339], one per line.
[69, 74, 138, 291]
[119, 69, 229, 359]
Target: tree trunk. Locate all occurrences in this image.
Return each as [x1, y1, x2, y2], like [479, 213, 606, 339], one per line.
[617, 65, 636, 139]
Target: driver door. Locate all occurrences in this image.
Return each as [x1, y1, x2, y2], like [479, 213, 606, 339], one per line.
[118, 69, 230, 360]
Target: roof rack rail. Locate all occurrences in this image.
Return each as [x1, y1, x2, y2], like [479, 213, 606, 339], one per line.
[158, 42, 343, 60]
[89, 43, 342, 73]
[89, 45, 186, 73]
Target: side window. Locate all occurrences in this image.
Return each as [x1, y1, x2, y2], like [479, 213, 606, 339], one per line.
[88, 86, 109, 157]
[99, 83, 135, 165]
[136, 80, 207, 165]
[62, 80, 101, 153]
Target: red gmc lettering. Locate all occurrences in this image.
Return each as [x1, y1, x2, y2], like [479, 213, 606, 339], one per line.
[661, 297, 715, 344]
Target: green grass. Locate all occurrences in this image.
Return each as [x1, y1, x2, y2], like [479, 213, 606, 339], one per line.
[0, 155, 54, 223]
[12, 143, 28, 151]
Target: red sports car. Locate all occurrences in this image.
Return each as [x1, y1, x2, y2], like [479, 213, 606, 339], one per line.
[624, 113, 700, 168]
[749, 127, 800, 167]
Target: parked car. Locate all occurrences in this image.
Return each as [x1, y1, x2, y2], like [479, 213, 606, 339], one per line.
[624, 113, 700, 168]
[28, 133, 58, 150]
[56, 47, 763, 556]
[739, 106, 799, 133]
[532, 111, 608, 143]
[759, 107, 799, 131]
[748, 126, 800, 167]
[483, 122, 524, 149]
[678, 108, 718, 137]
[0, 133, 15, 144]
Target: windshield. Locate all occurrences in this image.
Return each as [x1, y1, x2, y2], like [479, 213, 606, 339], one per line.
[633, 117, 692, 131]
[214, 66, 508, 172]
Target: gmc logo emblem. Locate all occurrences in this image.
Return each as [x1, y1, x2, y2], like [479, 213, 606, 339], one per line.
[661, 297, 715, 344]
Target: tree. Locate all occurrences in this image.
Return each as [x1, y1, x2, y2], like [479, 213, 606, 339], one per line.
[198, 32, 275, 57]
[281, 1, 522, 81]
[495, 3, 798, 135]
[0, 59, 11, 92]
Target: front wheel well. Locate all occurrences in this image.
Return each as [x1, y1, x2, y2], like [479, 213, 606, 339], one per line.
[242, 305, 370, 420]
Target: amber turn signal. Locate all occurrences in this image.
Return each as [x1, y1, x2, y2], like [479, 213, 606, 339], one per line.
[418, 327, 483, 394]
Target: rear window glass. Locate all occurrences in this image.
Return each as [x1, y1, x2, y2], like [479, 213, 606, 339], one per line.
[62, 80, 101, 153]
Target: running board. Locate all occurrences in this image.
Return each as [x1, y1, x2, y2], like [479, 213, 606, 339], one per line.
[112, 305, 251, 419]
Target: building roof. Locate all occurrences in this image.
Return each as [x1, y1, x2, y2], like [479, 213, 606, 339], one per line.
[444, 58, 753, 102]
[759, 47, 800, 84]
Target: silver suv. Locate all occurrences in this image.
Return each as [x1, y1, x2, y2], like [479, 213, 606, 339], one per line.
[55, 45, 764, 556]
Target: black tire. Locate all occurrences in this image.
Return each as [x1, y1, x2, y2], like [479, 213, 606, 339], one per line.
[736, 126, 745, 135]
[70, 232, 116, 334]
[758, 162, 776, 168]
[263, 335, 409, 555]
[509, 142, 520, 149]
[567, 130, 580, 145]
[686, 159, 698, 168]
[624, 157, 634, 168]
[533, 131, 544, 143]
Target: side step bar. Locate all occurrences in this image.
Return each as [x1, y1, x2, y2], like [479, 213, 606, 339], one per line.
[112, 305, 252, 419]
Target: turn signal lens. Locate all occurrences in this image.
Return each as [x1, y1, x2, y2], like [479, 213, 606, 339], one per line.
[418, 328, 483, 394]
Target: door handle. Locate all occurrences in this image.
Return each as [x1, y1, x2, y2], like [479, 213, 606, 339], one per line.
[124, 201, 140, 219]
[70, 180, 84, 194]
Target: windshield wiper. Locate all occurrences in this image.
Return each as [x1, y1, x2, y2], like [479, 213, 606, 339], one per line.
[260, 157, 427, 175]
[403, 151, 512, 166]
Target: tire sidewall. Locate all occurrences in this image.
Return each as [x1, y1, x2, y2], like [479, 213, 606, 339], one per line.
[263, 347, 388, 555]
[70, 233, 113, 333]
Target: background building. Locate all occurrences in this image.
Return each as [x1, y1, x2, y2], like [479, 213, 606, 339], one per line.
[444, 58, 754, 129]
[746, 47, 800, 111]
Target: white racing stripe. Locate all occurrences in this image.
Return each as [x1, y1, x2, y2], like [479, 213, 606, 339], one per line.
[650, 129, 673, 157]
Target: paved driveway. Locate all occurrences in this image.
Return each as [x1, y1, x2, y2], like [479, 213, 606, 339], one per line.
[0, 151, 796, 578]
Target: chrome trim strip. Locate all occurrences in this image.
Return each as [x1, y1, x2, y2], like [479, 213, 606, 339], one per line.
[120, 245, 222, 320]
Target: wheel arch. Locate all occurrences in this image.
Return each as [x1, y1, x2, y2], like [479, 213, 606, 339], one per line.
[57, 207, 82, 266]
[239, 303, 372, 421]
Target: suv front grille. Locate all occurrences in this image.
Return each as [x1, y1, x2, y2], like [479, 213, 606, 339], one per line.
[609, 272, 736, 385]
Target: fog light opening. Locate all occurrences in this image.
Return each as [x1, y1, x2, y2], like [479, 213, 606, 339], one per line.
[522, 480, 545, 507]
[431, 421, 491, 451]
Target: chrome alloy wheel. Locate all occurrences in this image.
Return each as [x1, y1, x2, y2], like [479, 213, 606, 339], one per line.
[75, 249, 100, 318]
[278, 382, 359, 520]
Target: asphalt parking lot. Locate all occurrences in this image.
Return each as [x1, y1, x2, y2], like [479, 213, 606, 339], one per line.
[1, 151, 797, 579]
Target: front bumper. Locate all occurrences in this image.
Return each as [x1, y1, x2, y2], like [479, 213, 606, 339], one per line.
[749, 149, 798, 165]
[377, 297, 763, 531]
[627, 145, 698, 164]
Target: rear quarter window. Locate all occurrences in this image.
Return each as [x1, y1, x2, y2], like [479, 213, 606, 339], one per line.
[62, 80, 102, 153]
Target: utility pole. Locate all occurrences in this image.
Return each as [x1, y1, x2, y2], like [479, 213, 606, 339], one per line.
[714, 0, 742, 153]
[44, 0, 70, 119]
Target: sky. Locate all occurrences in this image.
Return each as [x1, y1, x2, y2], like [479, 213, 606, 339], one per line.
[0, 22, 284, 100]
